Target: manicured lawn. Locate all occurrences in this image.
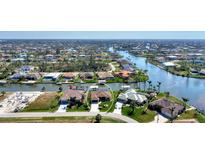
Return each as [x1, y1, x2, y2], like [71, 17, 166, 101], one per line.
[0, 116, 125, 123]
[177, 110, 205, 123]
[106, 77, 124, 83]
[99, 101, 112, 112]
[99, 91, 120, 112]
[23, 92, 60, 112]
[66, 104, 89, 112]
[122, 106, 156, 123]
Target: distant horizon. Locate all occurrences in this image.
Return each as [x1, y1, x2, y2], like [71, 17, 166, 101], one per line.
[1, 31, 205, 39]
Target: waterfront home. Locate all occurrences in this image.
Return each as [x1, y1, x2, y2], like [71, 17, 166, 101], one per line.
[199, 69, 205, 75]
[166, 55, 178, 60]
[163, 62, 176, 67]
[121, 64, 135, 72]
[9, 73, 24, 80]
[114, 70, 133, 79]
[43, 73, 61, 81]
[148, 98, 185, 119]
[155, 57, 165, 63]
[63, 72, 78, 80]
[79, 72, 94, 80]
[117, 89, 147, 105]
[91, 91, 111, 103]
[26, 73, 41, 80]
[60, 89, 85, 105]
[97, 72, 114, 80]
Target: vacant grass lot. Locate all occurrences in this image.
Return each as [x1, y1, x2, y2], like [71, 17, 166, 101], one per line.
[23, 92, 60, 112]
[122, 106, 156, 123]
[0, 116, 126, 123]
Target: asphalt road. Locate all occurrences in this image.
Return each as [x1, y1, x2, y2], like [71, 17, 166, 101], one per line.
[0, 112, 137, 123]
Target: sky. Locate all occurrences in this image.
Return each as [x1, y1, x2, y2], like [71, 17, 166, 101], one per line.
[0, 31, 205, 39]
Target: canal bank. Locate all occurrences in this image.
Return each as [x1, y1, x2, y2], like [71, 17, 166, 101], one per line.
[117, 50, 205, 113]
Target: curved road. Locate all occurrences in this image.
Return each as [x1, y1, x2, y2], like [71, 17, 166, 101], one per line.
[0, 112, 137, 123]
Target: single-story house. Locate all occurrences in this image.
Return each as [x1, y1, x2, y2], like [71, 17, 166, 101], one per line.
[9, 73, 25, 80]
[79, 72, 94, 80]
[163, 62, 176, 67]
[148, 98, 185, 119]
[121, 64, 135, 72]
[45, 54, 55, 61]
[199, 69, 205, 75]
[26, 73, 41, 80]
[117, 89, 147, 105]
[43, 73, 61, 81]
[114, 70, 133, 79]
[20, 65, 35, 73]
[63, 72, 78, 80]
[97, 72, 114, 80]
[91, 91, 111, 103]
[60, 89, 85, 105]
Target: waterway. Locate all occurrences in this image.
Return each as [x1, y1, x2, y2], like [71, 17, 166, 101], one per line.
[118, 51, 205, 112]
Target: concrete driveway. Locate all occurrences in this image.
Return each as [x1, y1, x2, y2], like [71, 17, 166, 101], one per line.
[90, 103, 99, 112]
[56, 104, 67, 113]
[113, 102, 123, 114]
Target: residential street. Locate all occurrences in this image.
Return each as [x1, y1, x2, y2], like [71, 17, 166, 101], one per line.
[0, 112, 137, 123]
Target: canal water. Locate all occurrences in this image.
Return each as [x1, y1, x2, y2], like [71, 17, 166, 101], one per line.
[1, 49, 205, 112]
[117, 51, 205, 112]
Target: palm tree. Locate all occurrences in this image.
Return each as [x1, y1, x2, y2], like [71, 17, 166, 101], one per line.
[170, 106, 176, 123]
[95, 114, 102, 123]
[41, 86, 46, 92]
[147, 80, 152, 90]
[129, 100, 136, 115]
[181, 97, 189, 108]
[157, 81, 162, 93]
[58, 87, 63, 93]
[0, 91, 5, 96]
[165, 92, 170, 98]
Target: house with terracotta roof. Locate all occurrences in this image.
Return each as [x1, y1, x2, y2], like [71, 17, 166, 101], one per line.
[114, 70, 133, 79]
[91, 91, 111, 103]
[60, 89, 85, 105]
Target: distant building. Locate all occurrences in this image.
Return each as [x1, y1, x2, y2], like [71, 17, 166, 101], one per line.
[43, 73, 61, 81]
[163, 62, 176, 67]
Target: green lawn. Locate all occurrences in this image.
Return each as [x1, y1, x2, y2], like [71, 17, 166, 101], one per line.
[177, 110, 205, 123]
[66, 104, 89, 112]
[0, 116, 126, 123]
[23, 92, 60, 112]
[99, 91, 120, 112]
[122, 106, 156, 123]
[106, 77, 124, 83]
